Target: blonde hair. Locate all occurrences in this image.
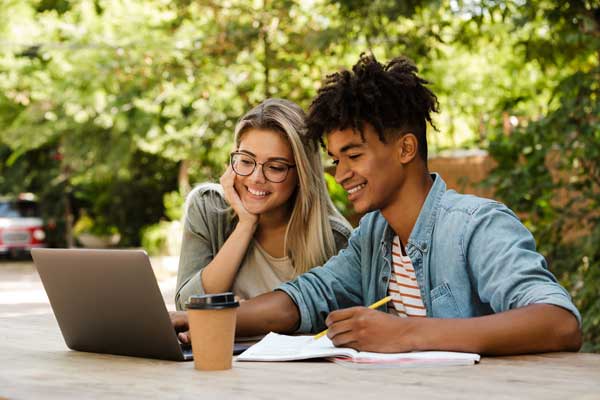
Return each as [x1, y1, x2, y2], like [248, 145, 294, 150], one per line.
[234, 98, 351, 275]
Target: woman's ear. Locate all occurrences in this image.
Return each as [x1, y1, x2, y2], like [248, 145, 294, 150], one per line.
[396, 133, 418, 164]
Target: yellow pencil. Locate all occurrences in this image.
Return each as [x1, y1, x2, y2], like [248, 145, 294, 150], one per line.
[313, 296, 393, 340]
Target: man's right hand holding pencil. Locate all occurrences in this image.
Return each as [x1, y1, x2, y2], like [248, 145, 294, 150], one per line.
[324, 305, 419, 353]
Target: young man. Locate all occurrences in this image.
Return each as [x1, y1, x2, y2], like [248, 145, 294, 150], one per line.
[172, 54, 581, 355]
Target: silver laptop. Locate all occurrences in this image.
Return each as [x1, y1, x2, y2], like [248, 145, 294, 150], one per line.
[32, 248, 194, 361]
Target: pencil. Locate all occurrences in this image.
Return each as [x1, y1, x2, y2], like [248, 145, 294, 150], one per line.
[313, 296, 393, 340]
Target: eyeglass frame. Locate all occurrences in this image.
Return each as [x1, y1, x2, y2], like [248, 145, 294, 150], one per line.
[229, 151, 296, 183]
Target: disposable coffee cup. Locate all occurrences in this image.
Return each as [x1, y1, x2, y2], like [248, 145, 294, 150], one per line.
[186, 292, 239, 371]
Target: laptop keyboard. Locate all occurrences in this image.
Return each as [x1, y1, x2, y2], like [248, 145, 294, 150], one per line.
[179, 342, 251, 357]
[180, 343, 193, 357]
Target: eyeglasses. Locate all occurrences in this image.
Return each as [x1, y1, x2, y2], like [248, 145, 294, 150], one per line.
[230, 152, 296, 183]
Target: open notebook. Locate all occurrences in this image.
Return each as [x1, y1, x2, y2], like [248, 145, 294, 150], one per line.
[237, 332, 480, 368]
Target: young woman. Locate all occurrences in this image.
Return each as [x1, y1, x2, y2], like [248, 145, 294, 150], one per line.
[175, 98, 351, 310]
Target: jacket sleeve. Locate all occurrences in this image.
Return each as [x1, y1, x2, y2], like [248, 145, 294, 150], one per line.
[174, 185, 230, 310]
[277, 225, 364, 333]
[330, 218, 352, 254]
[464, 202, 582, 326]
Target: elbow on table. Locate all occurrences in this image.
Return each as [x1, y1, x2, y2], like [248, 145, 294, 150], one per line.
[267, 293, 301, 334]
[557, 312, 583, 352]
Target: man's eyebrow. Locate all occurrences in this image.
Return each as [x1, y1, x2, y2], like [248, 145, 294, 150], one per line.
[327, 143, 364, 157]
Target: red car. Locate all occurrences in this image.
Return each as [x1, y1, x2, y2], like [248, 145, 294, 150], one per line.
[0, 193, 46, 256]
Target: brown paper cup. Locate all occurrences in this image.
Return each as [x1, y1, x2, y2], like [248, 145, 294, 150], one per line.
[187, 307, 237, 371]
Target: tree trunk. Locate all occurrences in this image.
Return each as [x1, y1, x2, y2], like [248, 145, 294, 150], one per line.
[64, 186, 75, 248]
[178, 159, 191, 195]
[58, 141, 75, 248]
[261, 0, 271, 99]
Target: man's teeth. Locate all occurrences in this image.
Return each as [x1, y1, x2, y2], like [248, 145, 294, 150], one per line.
[248, 187, 269, 196]
[347, 184, 366, 194]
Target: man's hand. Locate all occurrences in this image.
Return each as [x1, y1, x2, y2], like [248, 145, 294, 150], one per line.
[169, 311, 190, 344]
[327, 304, 582, 355]
[325, 307, 417, 353]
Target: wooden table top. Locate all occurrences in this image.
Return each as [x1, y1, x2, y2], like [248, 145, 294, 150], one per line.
[1, 313, 599, 400]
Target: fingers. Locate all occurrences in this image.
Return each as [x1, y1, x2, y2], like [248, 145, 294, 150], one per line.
[328, 320, 361, 349]
[326, 318, 353, 341]
[326, 307, 374, 349]
[220, 165, 234, 183]
[330, 334, 360, 350]
[326, 307, 363, 347]
[220, 167, 234, 193]
[220, 167, 242, 207]
[220, 166, 259, 225]
[170, 311, 189, 333]
[178, 331, 190, 344]
[325, 306, 362, 327]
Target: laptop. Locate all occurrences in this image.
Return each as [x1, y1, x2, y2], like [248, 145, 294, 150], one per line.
[32, 248, 248, 361]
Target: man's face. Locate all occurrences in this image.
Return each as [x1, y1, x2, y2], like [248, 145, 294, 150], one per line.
[326, 124, 403, 214]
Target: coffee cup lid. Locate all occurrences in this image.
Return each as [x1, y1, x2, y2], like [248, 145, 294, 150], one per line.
[186, 292, 239, 310]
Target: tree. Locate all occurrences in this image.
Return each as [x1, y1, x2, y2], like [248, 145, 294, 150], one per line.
[483, 0, 600, 351]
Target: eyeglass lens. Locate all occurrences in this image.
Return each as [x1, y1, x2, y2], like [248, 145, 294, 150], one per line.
[231, 153, 290, 183]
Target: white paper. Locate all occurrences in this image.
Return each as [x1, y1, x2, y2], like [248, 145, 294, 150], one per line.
[237, 332, 355, 361]
[237, 332, 480, 367]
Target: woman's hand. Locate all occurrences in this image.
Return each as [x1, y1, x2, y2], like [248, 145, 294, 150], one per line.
[198, 166, 259, 294]
[169, 311, 191, 344]
[220, 166, 259, 227]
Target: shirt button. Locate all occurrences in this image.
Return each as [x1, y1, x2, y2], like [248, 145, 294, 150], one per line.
[382, 276, 388, 283]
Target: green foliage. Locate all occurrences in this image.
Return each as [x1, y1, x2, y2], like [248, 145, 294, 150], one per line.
[163, 191, 184, 221]
[73, 212, 119, 236]
[141, 219, 182, 256]
[325, 172, 351, 218]
[487, 67, 600, 351]
[73, 150, 179, 247]
[140, 191, 184, 256]
[558, 232, 600, 353]
[485, 1, 599, 351]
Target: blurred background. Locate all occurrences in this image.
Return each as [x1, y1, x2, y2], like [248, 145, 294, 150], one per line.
[0, 0, 598, 350]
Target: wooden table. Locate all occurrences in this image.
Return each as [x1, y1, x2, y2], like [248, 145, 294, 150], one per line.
[1, 313, 599, 400]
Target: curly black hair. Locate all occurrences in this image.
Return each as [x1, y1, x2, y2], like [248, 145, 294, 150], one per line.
[306, 53, 439, 161]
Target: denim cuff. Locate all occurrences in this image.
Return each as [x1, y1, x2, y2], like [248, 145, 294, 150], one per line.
[275, 284, 314, 333]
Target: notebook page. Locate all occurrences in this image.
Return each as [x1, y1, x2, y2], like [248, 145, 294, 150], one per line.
[237, 332, 356, 361]
[346, 350, 480, 365]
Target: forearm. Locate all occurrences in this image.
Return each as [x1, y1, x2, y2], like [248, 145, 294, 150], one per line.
[411, 304, 582, 355]
[236, 291, 300, 337]
[200, 222, 256, 294]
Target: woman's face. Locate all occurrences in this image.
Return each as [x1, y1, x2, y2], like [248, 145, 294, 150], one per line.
[233, 128, 299, 219]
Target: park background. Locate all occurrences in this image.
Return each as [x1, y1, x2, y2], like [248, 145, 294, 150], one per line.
[0, 0, 598, 351]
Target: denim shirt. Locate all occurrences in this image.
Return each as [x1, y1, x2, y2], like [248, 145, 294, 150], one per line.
[278, 173, 581, 333]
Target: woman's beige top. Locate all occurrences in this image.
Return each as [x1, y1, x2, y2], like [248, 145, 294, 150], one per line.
[175, 183, 351, 310]
[232, 241, 294, 300]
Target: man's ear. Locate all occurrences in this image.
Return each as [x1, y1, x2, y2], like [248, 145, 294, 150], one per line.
[396, 133, 418, 164]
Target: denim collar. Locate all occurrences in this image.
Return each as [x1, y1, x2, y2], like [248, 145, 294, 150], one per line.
[380, 173, 446, 254]
[408, 173, 445, 253]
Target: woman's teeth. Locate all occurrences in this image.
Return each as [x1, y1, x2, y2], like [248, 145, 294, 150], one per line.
[247, 187, 269, 196]
[347, 184, 366, 194]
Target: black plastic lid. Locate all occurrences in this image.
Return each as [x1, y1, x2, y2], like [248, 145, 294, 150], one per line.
[186, 292, 239, 310]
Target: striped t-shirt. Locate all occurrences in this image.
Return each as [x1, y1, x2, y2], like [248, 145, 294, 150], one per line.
[387, 235, 427, 317]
